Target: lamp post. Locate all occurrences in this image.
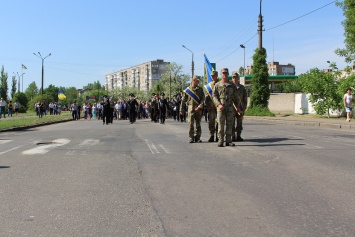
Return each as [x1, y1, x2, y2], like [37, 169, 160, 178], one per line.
[13, 72, 20, 93]
[33, 52, 51, 95]
[21, 72, 25, 92]
[240, 44, 246, 76]
[182, 45, 194, 79]
[326, 61, 331, 72]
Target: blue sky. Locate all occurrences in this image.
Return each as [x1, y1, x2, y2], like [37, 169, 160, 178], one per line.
[0, 0, 346, 91]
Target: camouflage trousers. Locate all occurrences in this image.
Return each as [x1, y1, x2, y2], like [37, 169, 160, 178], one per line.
[217, 108, 235, 143]
[188, 110, 202, 140]
[232, 113, 243, 138]
[208, 109, 217, 136]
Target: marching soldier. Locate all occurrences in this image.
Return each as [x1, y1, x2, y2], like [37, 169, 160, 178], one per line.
[101, 95, 111, 125]
[232, 72, 248, 141]
[213, 68, 238, 147]
[204, 70, 219, 142]
[127, 93, 138, 124]
[158, 92, 168, 124]
[180, 75, 205, 143]
[149, 93, 156, 122]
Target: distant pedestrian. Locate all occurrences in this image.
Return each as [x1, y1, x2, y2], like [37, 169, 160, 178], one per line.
[0, 97, 6, 118]
[14, 101, 19, 116]
[7, 100, 13, 117]
[344, 88, 354, 122]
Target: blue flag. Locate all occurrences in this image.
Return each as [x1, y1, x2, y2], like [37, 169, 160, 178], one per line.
[204, 54, 215, 83]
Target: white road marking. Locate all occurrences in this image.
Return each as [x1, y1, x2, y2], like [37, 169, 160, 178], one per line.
[0, 146, 23, 156]
[159, 144, 170, 154]
[79, 139, 100, 146]
[145, 140, 154, 154]
[150, 143, 160, 154]
[145, 139, 160, 154]
[65, 150, 76, 156]
[0, 140, 12, 144]
[22, 138, 71, 155]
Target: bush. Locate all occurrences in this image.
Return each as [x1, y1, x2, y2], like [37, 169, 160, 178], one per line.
[244, 105, 275, 116]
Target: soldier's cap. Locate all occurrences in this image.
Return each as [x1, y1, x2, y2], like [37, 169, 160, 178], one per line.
[232, 72, 239, 77]
[160, 92, 165, 96]
[221, 68, 229, 73]
[211, 70, 218, 76]
[192, 75, 201, 81]
[152, 93, 156, 96]
[129, 93, 135, 97]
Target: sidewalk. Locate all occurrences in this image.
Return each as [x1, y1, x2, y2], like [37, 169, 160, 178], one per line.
[245, 114, 354, 130]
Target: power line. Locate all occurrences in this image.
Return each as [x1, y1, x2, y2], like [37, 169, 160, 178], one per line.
[216, 33, 258, 63]
[265, 1, 336, 31]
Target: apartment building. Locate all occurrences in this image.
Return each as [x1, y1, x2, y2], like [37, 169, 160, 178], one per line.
[105, 59, 170, 92]
[245, 61, 296, 76]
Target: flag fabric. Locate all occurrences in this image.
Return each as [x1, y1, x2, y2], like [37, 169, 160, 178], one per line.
[22, 64, 27, 70]
[204, 54, 215, 83]
[58, 90, 66, 100]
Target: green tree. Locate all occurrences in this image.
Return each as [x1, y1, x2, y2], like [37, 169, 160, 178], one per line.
[59, 86, 78, 105]
[25, 81, 39, 101]
[12, 92, 29, 113]
[238, 66, 244, 76]
[274, 79, 303, 93]
[11, 75, 17, 99]
[27, 94, 52, 112]
[0, 65, 9, 100]
[153, 62, 190, 99]
[299, 68, 342, 116]
[336, 0, 355, 63]
[249, 48, 270, 108]
[43, 84, 59, 102]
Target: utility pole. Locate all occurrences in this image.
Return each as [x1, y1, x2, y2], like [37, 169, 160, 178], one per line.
[258, 0, 263, 50]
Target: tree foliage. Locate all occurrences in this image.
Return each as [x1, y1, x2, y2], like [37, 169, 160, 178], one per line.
[0, 65, 8, 100]
[11, 75, 17, 99]
[336, 0, 355, 63]
[249, 48, 270, 108]
[12, 92, 29, 112]
[25, 81, 39, 101]
[151, 62, 190, 99]
[298, 68, 342, 116]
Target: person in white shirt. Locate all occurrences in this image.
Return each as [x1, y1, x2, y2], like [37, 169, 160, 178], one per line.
[115, 101, 123, 120]
[0, 98, 6, 118]
[344, 88, 354, 122]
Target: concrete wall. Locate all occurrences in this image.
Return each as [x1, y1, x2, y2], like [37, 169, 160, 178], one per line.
[253, 93, 342, 116]
[268, 93, 295, 113]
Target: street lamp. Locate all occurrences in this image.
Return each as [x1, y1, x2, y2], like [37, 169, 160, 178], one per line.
[182, 45, 194, 79]
[327, 61, 331, 72]
[13, 72, 24, 93]
[33, 52, 51, 95]
[240, 44, 246, 76]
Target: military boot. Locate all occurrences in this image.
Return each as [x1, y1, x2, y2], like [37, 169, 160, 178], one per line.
[194, 136, 202, 143]
[208, 136, 214, 142]
[237, 132, 244, 141]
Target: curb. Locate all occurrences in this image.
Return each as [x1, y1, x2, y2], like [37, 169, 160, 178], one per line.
[0, 119, 73, 132]
[247, 117, 354, 130]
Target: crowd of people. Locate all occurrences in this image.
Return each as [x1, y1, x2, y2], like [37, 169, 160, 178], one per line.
[67, 93, 188, 124]
[0, 97, 20, 118]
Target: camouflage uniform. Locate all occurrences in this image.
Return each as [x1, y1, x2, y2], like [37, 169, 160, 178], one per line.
[213, 69, 238, 146]
[205, 80, 218, 138]
[180, 83, 205, 142]
[232, 82, 248, 141]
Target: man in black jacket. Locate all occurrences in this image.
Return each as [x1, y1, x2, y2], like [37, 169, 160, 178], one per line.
[127, 93, 138, 124]
[158, 92, 169, 124]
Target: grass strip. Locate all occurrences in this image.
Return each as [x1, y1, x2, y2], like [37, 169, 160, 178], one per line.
[0, 113, 72, 131]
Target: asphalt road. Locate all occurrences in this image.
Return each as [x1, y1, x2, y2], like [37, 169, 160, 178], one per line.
[1, 117, 355, 236]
